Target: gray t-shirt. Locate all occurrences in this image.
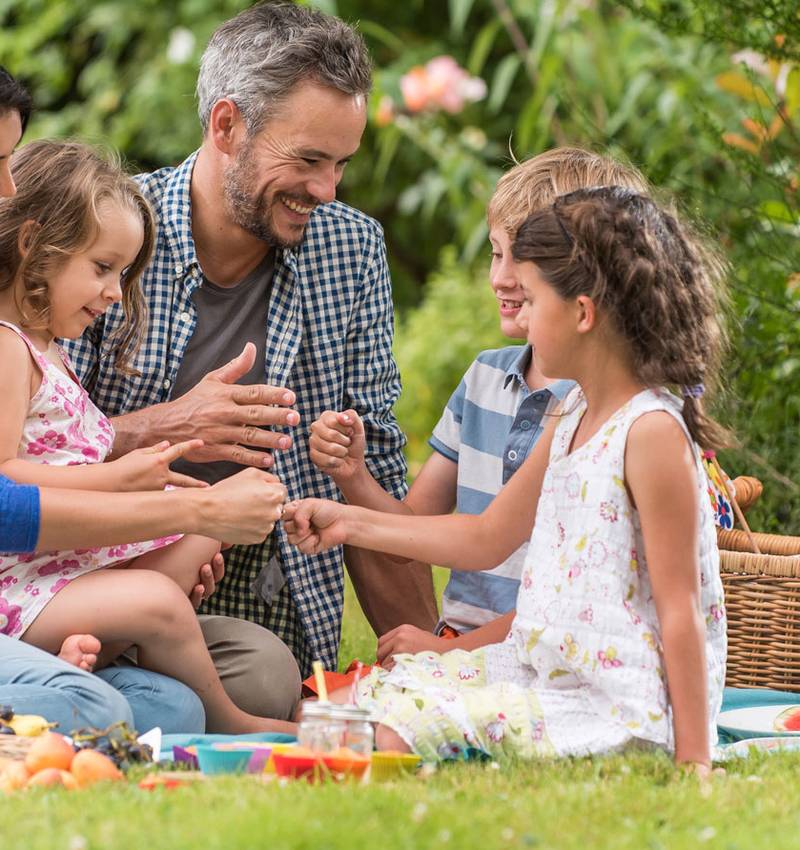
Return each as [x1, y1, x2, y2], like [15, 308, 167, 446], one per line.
[171, 252, 275, 484]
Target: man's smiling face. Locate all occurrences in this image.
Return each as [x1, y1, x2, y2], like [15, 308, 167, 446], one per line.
[222, 80, 367, 248]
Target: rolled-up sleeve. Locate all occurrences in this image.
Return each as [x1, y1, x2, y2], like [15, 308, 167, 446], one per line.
[346, 229, 408, 500]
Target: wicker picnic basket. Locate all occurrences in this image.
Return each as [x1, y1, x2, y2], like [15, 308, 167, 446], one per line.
[719, 476, 800, 692]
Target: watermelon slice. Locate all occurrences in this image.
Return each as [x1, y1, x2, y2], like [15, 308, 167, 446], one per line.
[773, 706, 800, 732]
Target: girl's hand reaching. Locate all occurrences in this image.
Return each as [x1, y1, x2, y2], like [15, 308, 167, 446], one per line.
[283, 499, 349, 554]
[110, 440, 208, 491]
[309, 410, 366, 482]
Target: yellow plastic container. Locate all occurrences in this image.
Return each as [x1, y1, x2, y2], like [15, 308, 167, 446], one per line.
[370, 751, 421, 781]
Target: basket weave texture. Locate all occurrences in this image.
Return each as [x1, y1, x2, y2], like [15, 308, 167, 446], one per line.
[718, 516, 800, 692]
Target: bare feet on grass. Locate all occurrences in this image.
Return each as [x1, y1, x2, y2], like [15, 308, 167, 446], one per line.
[58, 634, 101, 671]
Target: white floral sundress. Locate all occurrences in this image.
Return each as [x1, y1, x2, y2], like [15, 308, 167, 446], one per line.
[0, 321, 180, 638]
[357, 388, 726, 763]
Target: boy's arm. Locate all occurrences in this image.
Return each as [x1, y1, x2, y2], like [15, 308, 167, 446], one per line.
[626, 412, 710, 767]
[286, 416, 556, 570]
[377, 610, 515, 666]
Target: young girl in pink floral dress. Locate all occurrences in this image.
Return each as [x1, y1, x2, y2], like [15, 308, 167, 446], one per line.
[0, 141, 293, 734]
[286, 187, 728, 775]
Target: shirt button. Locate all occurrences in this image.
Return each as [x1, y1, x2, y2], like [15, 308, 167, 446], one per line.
[508, 450, 518, 461]
[179, 311, 191, 322]
[175, 263, 184, 276]
[519, 420, 532, 431]
[163, 379, 171, 389]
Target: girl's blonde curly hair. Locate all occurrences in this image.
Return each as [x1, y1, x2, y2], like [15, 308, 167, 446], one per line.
[0, 140, 154, 374]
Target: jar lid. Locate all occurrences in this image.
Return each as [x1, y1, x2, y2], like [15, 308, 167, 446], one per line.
[300, 701, 371, 721]
[300, 701, 336, 720]
[328, 704, 371, 721]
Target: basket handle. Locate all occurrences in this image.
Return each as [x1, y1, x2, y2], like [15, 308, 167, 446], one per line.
[708, 455, 762, 555]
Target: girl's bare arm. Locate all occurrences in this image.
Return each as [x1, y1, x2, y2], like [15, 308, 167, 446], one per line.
[626, 412, 710, 767]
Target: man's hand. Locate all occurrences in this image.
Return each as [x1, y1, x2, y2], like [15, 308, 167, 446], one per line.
[377, 624, 448, 669]
[189, 552, 225, 609]
[309, 409, 366, 482]
[197, 468, 288, 543]
[156, 342, 300, 468]
[283, 499, 348, 554]
[110, 440, 208, 490]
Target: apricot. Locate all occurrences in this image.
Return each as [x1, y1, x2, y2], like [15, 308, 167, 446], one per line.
[24, 732, 75, 774]
[70, 748, 123, 787]
[0, 761, 30, 793]
[26, 767, 76, 789]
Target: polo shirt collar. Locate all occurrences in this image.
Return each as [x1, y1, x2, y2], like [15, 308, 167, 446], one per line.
[502, 344, 574, 400]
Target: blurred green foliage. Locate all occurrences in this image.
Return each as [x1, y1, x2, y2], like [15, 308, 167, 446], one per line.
[1, 0, 798, 529]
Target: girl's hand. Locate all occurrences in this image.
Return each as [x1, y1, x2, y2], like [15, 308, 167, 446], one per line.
[111, 440, 208, 491]
[309, 410, 366, 481]
[282, 499, 348, 554]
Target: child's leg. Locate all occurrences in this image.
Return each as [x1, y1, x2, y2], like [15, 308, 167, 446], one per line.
[21, 569, 296, 735]
[131, 535, 221, 596]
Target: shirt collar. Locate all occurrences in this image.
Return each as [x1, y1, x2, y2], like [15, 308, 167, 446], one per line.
[160, 150, 300, 280]
[502, 344, 574, 400]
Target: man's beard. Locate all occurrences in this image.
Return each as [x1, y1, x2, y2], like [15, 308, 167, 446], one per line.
[222, 143, 306, 249]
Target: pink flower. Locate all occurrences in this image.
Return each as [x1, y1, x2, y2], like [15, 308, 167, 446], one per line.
[400, 66, 430, 112]
[0, 596, 22, 636]
[374, 95, 395, 127]
[26, 430, 67, 456]
[50, 578, 71, 595]
[37, 558, 79, 577]
[399, 55, 486, 115]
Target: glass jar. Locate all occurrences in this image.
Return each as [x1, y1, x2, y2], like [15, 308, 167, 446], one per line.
[298, 702, 373, 755]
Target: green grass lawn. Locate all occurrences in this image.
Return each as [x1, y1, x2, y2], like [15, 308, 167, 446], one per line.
[2, 575, 800, 850]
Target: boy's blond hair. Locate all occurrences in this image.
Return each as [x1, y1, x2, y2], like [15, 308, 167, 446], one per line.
[487, 147, 651, 233]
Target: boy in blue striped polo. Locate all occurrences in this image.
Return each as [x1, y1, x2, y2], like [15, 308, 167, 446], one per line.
[309, 148, 649, 664]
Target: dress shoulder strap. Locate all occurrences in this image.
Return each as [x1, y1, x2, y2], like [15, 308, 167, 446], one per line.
[0, 320, 50, 376]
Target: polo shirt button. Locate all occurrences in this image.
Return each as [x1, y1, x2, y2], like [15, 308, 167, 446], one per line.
[163, 379, 171, 389]
[175, 263, 184, 276]
[508, 450, 517, 461]
[179, 311, 191, 322]
[519, 420, 532, 431]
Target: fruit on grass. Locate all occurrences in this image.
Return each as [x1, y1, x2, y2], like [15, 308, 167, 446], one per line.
[0, 762, 30, 793]
[773, 706, 800, 732]
[26, 767, 77, 789]
[5, 713, 53, 737]
[71, 721, 152, 769]
[24, 732, 75, 774]
[70, 748, 123, 787]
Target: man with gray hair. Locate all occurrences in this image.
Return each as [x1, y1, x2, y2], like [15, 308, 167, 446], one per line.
[66, 1, 437, 714]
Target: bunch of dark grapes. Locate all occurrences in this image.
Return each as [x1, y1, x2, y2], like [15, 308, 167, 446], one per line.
[71, 722, 153, 771]
[0, 705, 14, 734]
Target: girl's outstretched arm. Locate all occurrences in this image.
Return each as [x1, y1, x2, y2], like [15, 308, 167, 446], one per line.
[284, 417, 557, 572]
[626, 411, 710, 768]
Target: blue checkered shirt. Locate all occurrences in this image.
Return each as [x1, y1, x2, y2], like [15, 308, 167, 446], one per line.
[64, 151, 407, 675]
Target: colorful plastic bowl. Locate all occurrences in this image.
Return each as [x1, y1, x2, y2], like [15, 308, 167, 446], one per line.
[271, 750, 325, 781]
[370, 751, 422, 781]
[321, 749, 371, 780]
[196, 743, 256, 775]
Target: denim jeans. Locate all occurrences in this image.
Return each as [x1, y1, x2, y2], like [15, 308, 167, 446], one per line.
[0, 635, 204, 735]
